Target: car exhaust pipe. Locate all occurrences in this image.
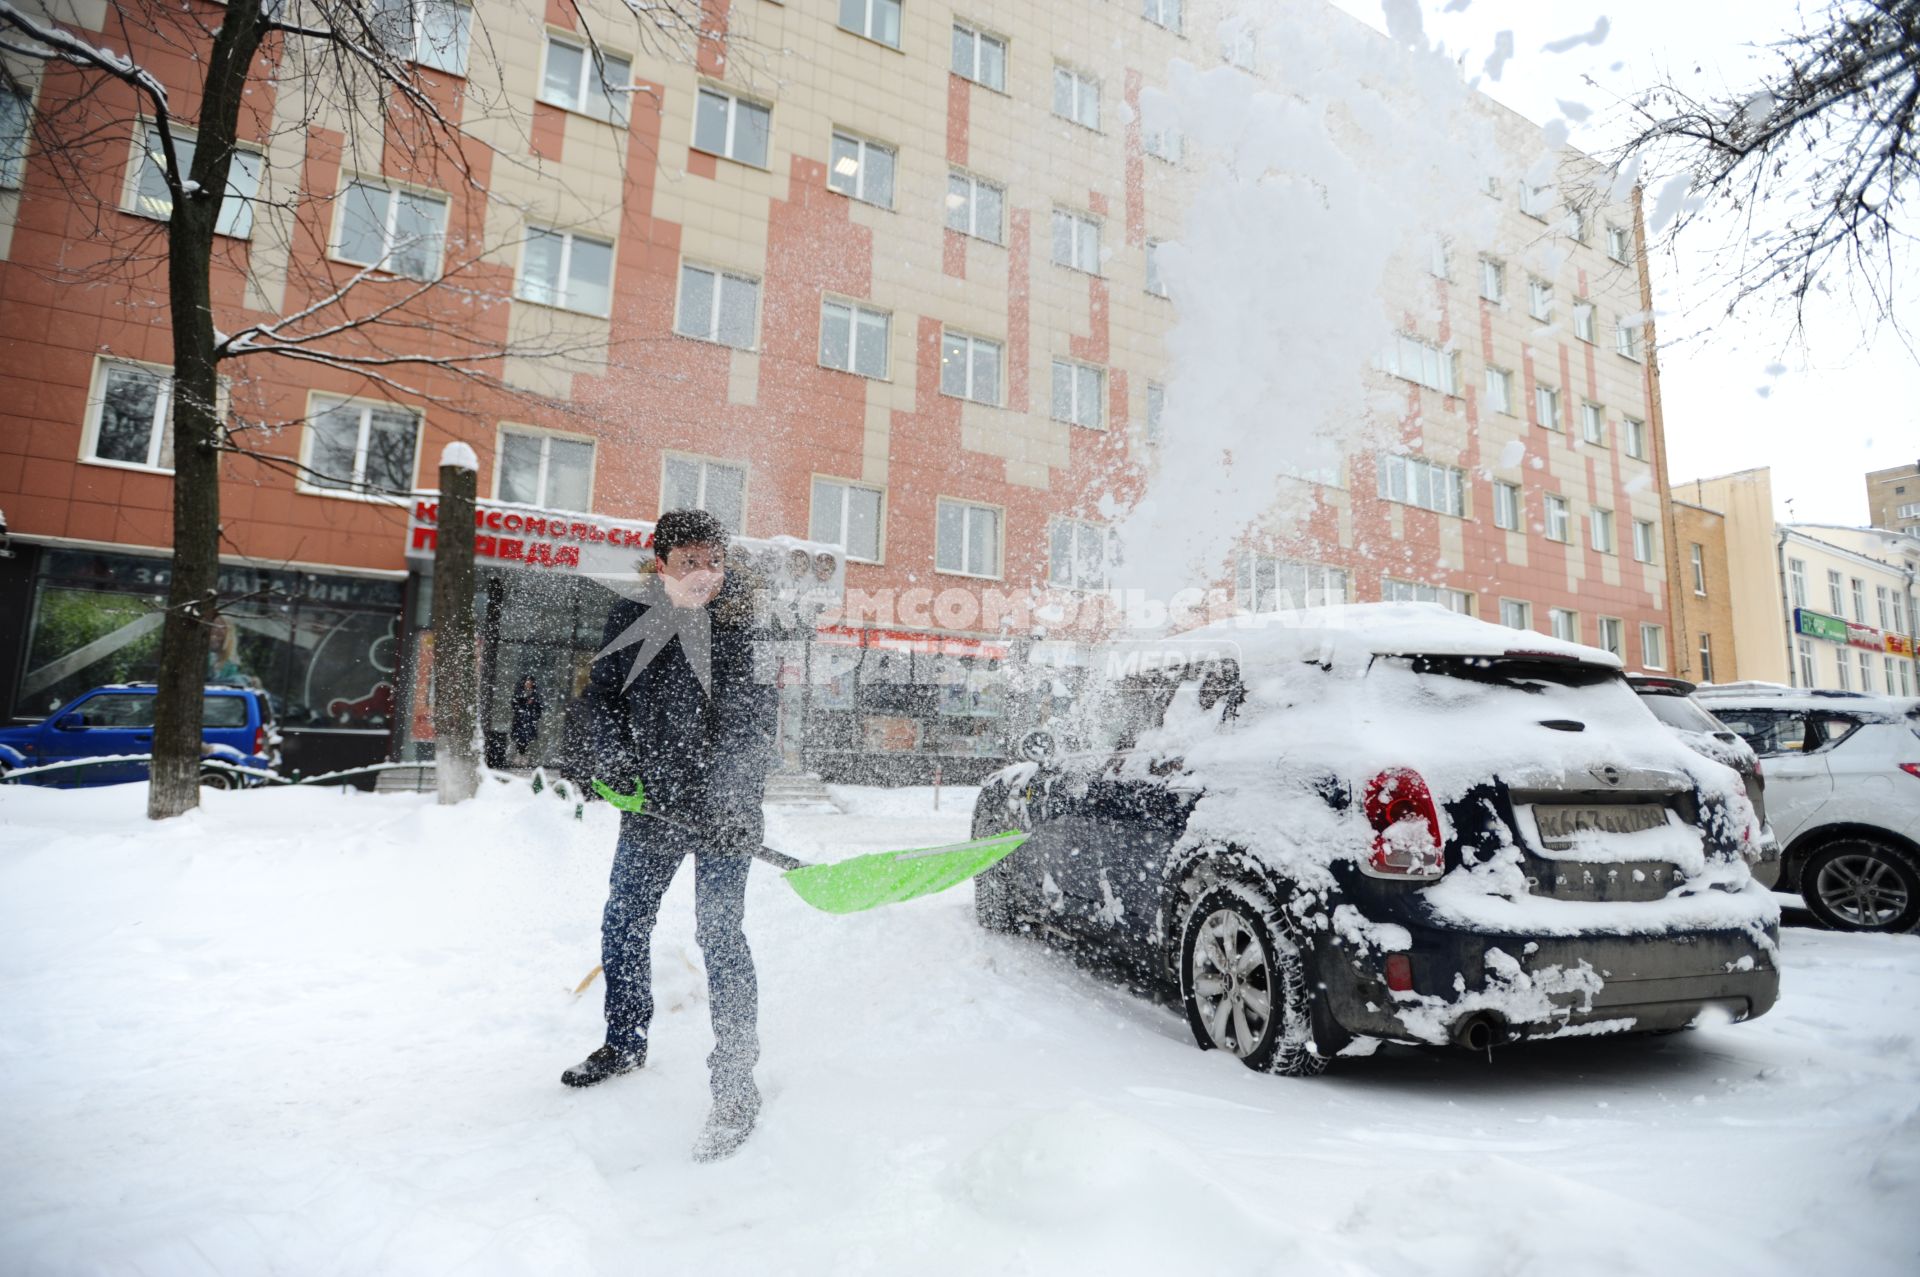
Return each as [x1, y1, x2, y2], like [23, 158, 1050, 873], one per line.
[1452, 1012, 1504, 1053]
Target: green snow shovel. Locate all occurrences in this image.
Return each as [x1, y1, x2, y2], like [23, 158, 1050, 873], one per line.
[591, 779, 1029, 915]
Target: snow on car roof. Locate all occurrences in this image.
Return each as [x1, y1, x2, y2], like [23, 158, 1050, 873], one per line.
[1176, 602, 1622, 671]
[1695, 687, 1919, 718]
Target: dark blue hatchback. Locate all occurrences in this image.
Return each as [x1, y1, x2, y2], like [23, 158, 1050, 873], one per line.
[0, 685, 279, 788]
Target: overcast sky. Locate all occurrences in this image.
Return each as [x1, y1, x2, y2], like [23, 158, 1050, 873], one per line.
[1324, 0, 1918, 525]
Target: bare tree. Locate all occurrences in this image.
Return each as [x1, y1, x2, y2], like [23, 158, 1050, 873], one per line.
[1617, 0, 1920, 341]
[0, 0, 722, 817]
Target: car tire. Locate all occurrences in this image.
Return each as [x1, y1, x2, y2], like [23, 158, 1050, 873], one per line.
[198, 768, 237, 791]
[974, 857, 1019, 933]
[1178, 880, 1328, 1078]
[1801, 838, 1920, 934]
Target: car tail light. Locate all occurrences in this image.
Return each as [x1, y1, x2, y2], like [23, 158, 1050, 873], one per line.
[1901, 763, 1920, 781]
[1362, 768, 1446, 880]
[253, 724, 267, 755]
[1384, 954, 1414, 992]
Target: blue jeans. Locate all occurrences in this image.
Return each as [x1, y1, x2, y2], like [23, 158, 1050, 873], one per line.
[601, 815, 759, 1101]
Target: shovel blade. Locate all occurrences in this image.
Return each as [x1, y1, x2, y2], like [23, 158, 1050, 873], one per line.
[781, 831, 1029, 914]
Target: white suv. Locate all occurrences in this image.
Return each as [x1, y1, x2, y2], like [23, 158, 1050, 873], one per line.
[1694, 685, 1920, 933]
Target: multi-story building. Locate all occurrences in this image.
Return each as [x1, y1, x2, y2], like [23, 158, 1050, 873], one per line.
[0, 1, 1677, 782]
[1867, 461, 1920, 534]
[1665, 491, 1739, 683]
[1685, 467, 1919, 695]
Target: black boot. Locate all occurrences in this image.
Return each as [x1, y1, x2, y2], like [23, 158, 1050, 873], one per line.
[561, 1044, 644, 1088]
[692, 1079, 760, 1162]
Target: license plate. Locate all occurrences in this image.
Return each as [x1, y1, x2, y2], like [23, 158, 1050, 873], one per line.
[1531, 802, 1670, 848]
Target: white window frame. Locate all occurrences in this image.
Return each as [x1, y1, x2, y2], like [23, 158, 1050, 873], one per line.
[1237, 555, 1349, 612]
[660, 452, 748, 531]
[1376, 453, 1466, 517]
[1858, 650, 1874, 693]
[1430, 235, 1451, 280]
[810, 476, 885, 564]
[331, 177, 448, 280]
[1789, 557, 1808, 608]
[1050, 359, 1105, 429]
[1499, 598, 1532, 631]
[1797, 637, 1817, 688]
[674, 261, 761, 349]
[1700, 632, 1715, 682]
[1549, 607, 1579, 643]
[1142, 0, 1184, 36]
[1049, 517, 1115, 590]
[1493, 480, 1521, 531]
[128, 121, 263, 239]
[1385, 334, 1459, 395]
[1520, 181, 1552, 220]
[838, 0, 903, 49]
[828, 130, 896, 208]
[945, 169, 1004, 244]
[299, 393, 422, 500]
[1053, 64, 1101, 130]
[82, 356, 174, 473]
[1573, 299, 1596, 343]
[935, 497, 1004, 579]
[951, 23, 1008, 92]
[1145, 239, 1169, 297]
[941, 330, 1004, 406]
[1590, 507, 1615, 554]
[1544, 494, 1571, 543]
[1527, 277, 1554, 321]
[1692, 543, 1708, 596]
[1143, 112, 1184, 163]
[1632, 518, 1656, 563]
[1596, 616, 1625, 658]
[538, 33, 631, 126]
[1222, 21, 1257, 70]
[1828, 569, 1845, 615]
[1580, 401, 1606, 445]
[1606, 224, 1632, 262]
[1382, 578, 1473, 614]
[1614, 316, 1644, 361]
[1623, 416, 1648, 460]
[374, 0, 473, 76]
[1850, 576, 1867, 622]
[1480, 257, 1506, 303]
[1535, 384, 1562, 431]
[515, 225, 614, 317]
[0, 84, 29, 189]
[1051, 207, 1101, 273]
[1878, 585, 1892, 630]
[692, 86, 772, 168]
[1145, 381, 1165, 444]
[1640, 623, 1665, 669]
[1485, 367, 1514, 415]
[819, 297, 891, 379]
[494, 424, 596, 512]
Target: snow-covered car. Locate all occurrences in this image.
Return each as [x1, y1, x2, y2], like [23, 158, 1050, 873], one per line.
[972, 605, 1779, 1076]
[1629, 675, 1781, 889]
[0, 685, 279, 789]
[1692, 685, 1920, 934]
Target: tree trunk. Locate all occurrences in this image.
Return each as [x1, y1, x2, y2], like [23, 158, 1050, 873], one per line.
[147, 1, 268, 819]
[433, 463, 480, 804]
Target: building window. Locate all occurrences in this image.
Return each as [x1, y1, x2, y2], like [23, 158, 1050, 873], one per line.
[810, 477, 883, 563]
[1382, 578, 1473, 614]
[1568, 207, 1590, 243]
[1827, 569, 1845, 614]
[1623, 416, 1648, 460]
[1590, 508, 1615, 554]
[951, 24, 1008, 91]
[1836, 648, 1852, 691]
[1051, 208, 1101, 272]
[1850, 576, 1867, 621]
[1499, 599, 1532, 631]
[304, 396, 420, 497]
[1544, 494, 1571, 542]
[1691, 543, 1708, 595]
[940, 331, 1003, 405]
[1797, 637, 1817, 688]
[1145, 239, 1169, 297]
[334, 179, 447, 279]
[819, 298, 890, 378]
[1237, 555, 1348, 611]
[1143, 112, 1184, 163]
[1520, 181, 1552, 219]
[1549, 608, 1579, 643]
[1699, 633, 1714, 682]
[662, 455, 746, 531]
[828, 131, 896, 207]
[675, 262, 759, 349]
[1494, 481, 1521, 531]
[0, 85, 28, 189]
[1573, 300, 1596, 343]
[1897, 658, 1914, 697]
[945, 170, 1004, 243]
[1859, 650, 1874, 693]
[1053, 65, 1101, 130]
[1050, 518, 1114, 589]
[1614, 317, 1644, 361]
[516, 227, 613, 316]
[1429, 235, 1451, 280]
[1596, 616, 1625, 658]
[497, 428, 593, 511]
[1632, 518, 1656, 563]
[373, 0, 472, 75]
[1580, 401, 1606, 445]
[1527, 277, 1554, 321]
[1894, 592, 1909, 635]
[1887, 655, 1900, 696]
[1485, 367, 1514, 415]
[1223, 20, 1257, 70]
[1142, 0, 1184, 34]
[1640, 623, 1665, 670]
[838, 0, 902, 48]
[540, 34, 630, 124]
[936, 498, 1002, 578]
[1480, 257, 1505, 303]
[1877, 584, 1892, 629]
[1145, 381, 1165, 444]
[132, 123, 263, 238]
[1606, 224, 1632, 262]
[693, 87, 771, 167]
[1384, 334, 1459, 394]
[1377, 454, 1465, 517]
[1050, 360, 1104, 428]
[1535, 384, 1562, 431]
[85, 359, 173, 471]
[1900, 501, 1920, 520]
[1789, 557, 1808, 608]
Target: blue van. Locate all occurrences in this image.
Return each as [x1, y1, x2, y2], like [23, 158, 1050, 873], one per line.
[0, 685, 279, 788]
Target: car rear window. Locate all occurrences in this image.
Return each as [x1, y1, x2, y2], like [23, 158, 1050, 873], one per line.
[203, 696, 251, 728]
[1397, 654, 1621, 691]
[75, 694, 156, 728]
[1638, 692, 1725, 733]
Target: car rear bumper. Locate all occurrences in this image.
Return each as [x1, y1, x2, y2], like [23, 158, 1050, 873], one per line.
[1315, 917, 1781, 1048]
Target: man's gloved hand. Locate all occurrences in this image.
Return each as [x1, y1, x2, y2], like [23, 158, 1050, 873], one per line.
[592, 778, 648, 812]
[710, 815, 762, 857]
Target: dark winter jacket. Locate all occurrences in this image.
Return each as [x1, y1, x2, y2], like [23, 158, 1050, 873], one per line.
[585, 564, 776, 852]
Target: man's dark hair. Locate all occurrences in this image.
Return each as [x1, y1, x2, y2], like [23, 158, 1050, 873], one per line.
[653, 508, 729, 559]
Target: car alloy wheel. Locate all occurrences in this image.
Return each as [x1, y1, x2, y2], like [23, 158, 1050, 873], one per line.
[1178, 880, 1328, 1077]
[199, 769, 236, 791]
[1190, 908, 1272, 1057]
[1803, 839, 1920, 933]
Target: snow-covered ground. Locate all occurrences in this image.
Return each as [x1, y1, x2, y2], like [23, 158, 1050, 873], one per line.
[2, 780, 1916, 1276]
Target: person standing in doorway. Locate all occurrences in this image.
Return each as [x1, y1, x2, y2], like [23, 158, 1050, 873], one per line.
[509, 672, 544, 760]
[562, 508, 776, 1164]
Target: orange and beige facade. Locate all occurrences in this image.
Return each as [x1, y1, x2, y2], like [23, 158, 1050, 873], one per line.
[0, 0, 1680, 780]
